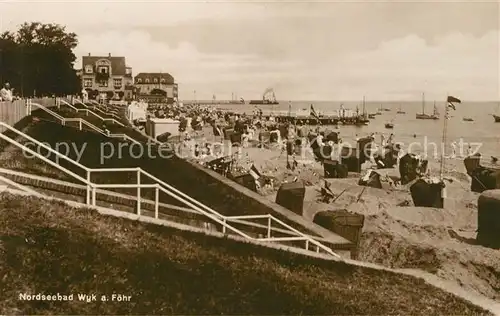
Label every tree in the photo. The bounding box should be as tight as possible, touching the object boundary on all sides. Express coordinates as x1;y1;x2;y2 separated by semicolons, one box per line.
0;22;80;97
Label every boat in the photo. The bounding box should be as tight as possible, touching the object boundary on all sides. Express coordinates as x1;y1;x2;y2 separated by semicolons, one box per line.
463;117;474;122
493;103;500;122
385;123;394;129
368;113;376;119
416;93;439;120
355;121;369;126
249;88;279;105
396;104;406;114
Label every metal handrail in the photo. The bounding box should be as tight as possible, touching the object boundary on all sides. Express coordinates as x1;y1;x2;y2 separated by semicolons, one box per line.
0;174;45;197
29;101;65;122
136;168;340;258
0;129;88;185
73;98;122;121
30;100;140;144
0;167;319;239
59;98;125;127
0;121;89;173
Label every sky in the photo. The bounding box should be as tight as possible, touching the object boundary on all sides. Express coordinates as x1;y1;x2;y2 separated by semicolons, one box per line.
1;0;499;101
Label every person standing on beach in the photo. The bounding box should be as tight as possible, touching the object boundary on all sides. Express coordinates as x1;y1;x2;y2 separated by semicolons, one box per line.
380;133;386;147
451;141;457;157
387;133;394;146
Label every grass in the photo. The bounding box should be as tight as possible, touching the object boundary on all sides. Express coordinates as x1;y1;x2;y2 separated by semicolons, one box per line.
0;192;491;315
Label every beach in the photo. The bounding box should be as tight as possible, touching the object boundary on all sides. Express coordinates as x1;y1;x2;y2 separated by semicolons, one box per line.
182;114;500;303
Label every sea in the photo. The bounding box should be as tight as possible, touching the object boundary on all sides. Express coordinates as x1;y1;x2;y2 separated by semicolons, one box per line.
198;100;500;160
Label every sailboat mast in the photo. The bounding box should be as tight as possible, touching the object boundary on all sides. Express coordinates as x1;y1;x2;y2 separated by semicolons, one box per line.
439;96;449;180
422;92;425;114
362;96;366;114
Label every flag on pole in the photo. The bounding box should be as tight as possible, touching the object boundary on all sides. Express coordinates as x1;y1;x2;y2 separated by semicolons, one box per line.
249;164;261;180
447;95;461;110
310;104;321;123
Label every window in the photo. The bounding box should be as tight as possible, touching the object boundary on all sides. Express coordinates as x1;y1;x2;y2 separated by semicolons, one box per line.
160;78;166;83
84;79;93;87
153;78;158;83
85;65;93;73
114;79;122;87
98;66;108;74
145;78;150;83
137;78;142;83
98;80;108;87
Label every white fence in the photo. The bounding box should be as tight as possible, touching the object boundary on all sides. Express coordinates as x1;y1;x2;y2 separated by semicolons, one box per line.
0;97;56;132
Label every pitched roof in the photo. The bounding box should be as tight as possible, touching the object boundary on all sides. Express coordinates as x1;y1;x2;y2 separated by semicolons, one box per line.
82;56;127;76
134;72;175;84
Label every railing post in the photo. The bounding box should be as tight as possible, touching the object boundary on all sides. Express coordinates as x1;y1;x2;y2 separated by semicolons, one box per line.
222;218;226;234
154;186;159;219
267;217;271;238
136;169;141;216
79;120;82;130
91;186;96;206
305;240;309;251
86;171;91;205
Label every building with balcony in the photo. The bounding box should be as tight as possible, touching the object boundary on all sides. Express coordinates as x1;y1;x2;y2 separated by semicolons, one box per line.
134;72;178;104
80;53;133;100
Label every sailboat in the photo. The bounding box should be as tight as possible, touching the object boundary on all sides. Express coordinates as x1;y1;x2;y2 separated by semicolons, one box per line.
375;104;383;115
416;93;439;120
358;96;370;124
396;104;406;114
492;103;500;122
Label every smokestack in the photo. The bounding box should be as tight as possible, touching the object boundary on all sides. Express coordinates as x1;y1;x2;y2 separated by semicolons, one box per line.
108;53;111;57
88;53;91;56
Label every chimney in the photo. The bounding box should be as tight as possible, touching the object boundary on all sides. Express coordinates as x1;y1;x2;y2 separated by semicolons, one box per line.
108;53;111;57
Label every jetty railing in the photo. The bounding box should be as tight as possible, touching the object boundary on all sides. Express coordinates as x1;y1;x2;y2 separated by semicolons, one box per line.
0;121;341;259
